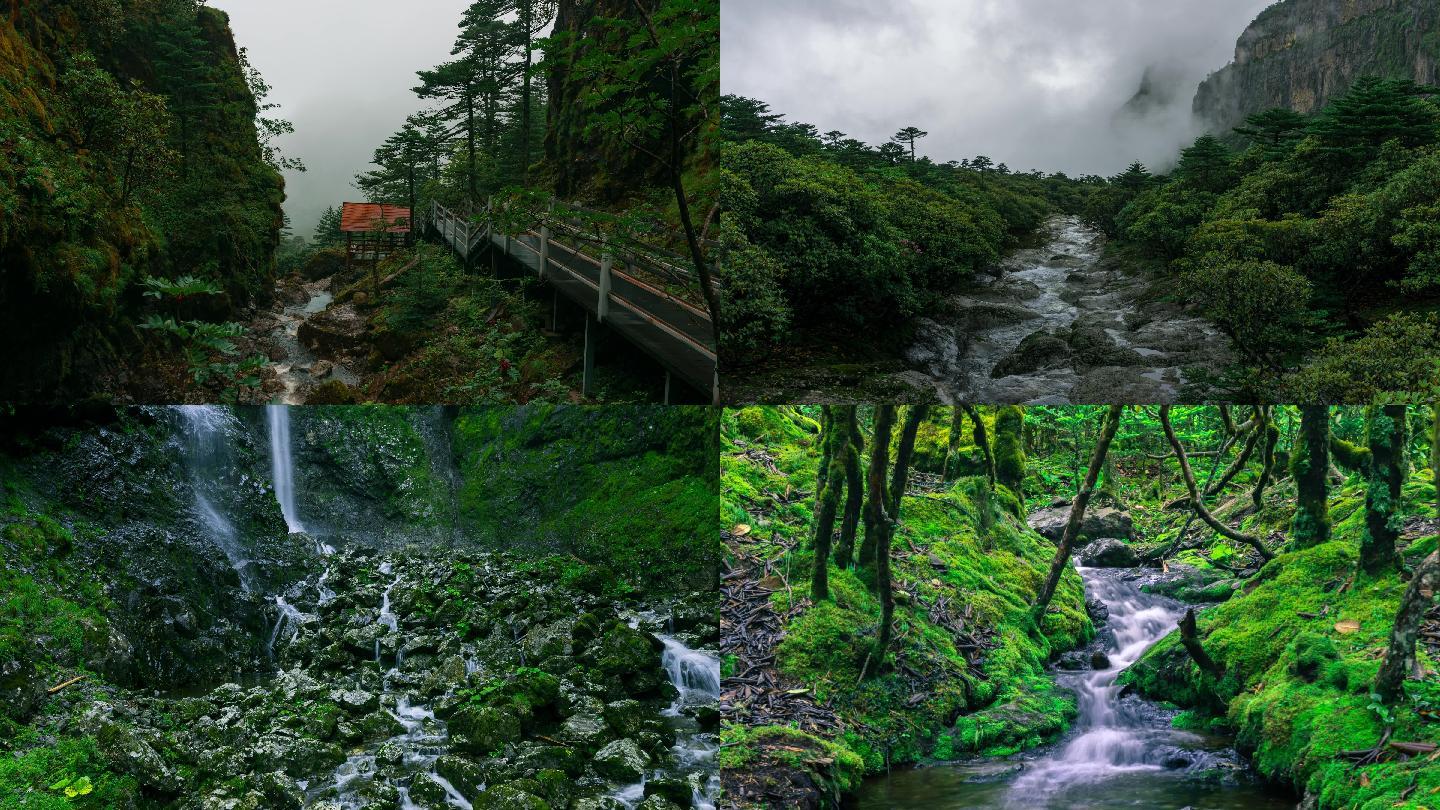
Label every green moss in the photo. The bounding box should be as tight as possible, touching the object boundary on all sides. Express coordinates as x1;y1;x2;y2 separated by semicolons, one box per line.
725;408;1090;778
718;723;866;797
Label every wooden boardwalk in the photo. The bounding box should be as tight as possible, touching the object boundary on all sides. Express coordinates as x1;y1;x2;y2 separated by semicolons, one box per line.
428;201;717;403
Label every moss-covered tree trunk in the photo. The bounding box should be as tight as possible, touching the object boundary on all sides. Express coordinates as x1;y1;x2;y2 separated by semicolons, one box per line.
1034;405;1123;617
887;406;929;523
836;407;864;569
862;403;899;679
962;404;994;485
1373;550;1439;703
857;406;896;572
1359;404;1407;577
811;408;850;601
814;406;834;504
1291;405;1332;548
1432;405;1439;520
994;405;1026;499
1251;411;1280;509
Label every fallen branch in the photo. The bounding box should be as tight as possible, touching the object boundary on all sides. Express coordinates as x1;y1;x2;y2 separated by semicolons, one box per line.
1178;609;1223;677
47;675;87;694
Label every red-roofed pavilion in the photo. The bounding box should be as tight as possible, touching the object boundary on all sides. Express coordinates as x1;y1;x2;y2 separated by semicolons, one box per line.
339;202;412;271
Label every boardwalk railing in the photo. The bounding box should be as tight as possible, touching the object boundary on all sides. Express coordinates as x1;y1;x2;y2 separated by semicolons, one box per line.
426;199;718;404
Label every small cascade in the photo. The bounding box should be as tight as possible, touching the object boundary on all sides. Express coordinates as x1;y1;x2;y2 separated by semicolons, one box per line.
614;619;721;810
175;406;253;591
266;405;307;534
269;596;307;653
312;560;473;810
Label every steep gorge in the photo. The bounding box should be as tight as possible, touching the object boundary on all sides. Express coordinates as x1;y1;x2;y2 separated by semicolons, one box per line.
1194;0;1440;135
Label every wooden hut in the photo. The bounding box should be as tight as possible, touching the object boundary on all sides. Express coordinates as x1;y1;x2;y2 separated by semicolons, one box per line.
340;202;412;271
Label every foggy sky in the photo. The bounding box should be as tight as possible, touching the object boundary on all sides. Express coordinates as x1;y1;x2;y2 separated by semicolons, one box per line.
721;0;1276;177
215;0;474;237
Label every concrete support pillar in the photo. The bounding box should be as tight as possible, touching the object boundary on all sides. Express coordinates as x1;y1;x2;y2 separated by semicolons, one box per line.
582;315;598;398
598;253;613;322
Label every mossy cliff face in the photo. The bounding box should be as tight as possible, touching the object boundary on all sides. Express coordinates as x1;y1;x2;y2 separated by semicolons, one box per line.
720;407;1091;806
1193;0;1440;134
0;0;283;403
450;404;719;594
1122;469;1440;809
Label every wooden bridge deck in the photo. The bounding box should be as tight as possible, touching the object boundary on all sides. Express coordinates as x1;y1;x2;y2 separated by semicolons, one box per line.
429;202;717;402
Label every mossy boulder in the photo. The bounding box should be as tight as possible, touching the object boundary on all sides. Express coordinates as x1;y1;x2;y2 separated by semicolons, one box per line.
592;738;649;782
451;705;524;755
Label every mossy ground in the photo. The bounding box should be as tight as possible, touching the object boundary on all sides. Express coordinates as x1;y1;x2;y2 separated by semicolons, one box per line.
1122;469;1440;809
721;407;1090;788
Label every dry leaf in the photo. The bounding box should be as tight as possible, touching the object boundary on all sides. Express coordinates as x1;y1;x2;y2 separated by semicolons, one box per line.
1359;772;1370;787
756;575;785;591
733;523;751;537
1335;619;1361;635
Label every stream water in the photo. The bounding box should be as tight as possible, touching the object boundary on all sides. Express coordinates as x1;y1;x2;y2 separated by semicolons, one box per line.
906;216;1231;404
857;568;1293;810
266;282;358;404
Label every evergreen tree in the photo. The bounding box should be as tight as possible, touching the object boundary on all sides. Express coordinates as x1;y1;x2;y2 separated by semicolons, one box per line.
1308;77;1440;167
313;205;342;247
1175;134;1235;192
1233;107;1309;159
892;126;928;161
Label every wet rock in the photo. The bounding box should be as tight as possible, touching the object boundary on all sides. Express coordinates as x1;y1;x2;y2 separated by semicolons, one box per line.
603;699;660;739
298;305;366;357
407;772;454;807
254;771;303;809
299;249;346;281
593;738;650;782
561;712;610;748
308;359;333;379
992;331;1072;378
638;796;685;810
1055;651;1091;671
474;784;549;809
436;754;487;798
1090;650;1112;670
645;776;694;807
85;706;181;792
689;705;720;731
451;705;523;755
337;688;379;713
1028;503;1136;543
511;742;584;777
1077;537;1139;568
1085;597;1109;624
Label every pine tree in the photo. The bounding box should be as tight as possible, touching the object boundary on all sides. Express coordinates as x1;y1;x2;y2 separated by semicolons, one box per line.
1308;77;1440;166
892;126;928;161
1233;107;1309;159
1175;134;1234;192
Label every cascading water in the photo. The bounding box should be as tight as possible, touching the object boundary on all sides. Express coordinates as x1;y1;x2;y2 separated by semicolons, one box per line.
856;567;1293;809
615;620;721;810
266;404;307;535
1006;568;1186;798
176;406;254;591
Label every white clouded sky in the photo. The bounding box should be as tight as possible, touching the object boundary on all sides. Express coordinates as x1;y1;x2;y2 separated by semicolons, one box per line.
214;0;473;235
721;0;1275;176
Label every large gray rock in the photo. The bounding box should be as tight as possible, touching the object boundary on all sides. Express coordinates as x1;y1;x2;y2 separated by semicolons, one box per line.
1027;503;1136;544
593;738;650;783
1077;537;1139;568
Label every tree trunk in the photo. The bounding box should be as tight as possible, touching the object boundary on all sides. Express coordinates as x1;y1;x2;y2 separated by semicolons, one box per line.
1291;405;1332;548
836;408;864;569
861;404;898;679
943;407;965;482
994;405;1026;500
965;404;994;485
887;406;929;522
465;87;477;202
1373;551;1440;703
1251;412;1280;509
858;406;897;572
1179;609;1223;677
1159;406;1273;562
1203;424;1260;498
814;406;834;508
1360;405;1407;576
519;0;534;182
1034;405;1124;616
811;412;850;602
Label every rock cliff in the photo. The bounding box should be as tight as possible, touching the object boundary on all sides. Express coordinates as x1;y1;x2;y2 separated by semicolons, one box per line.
1194;0;1440;134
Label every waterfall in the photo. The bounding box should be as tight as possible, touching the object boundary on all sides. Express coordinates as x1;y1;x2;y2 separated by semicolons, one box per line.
615;622;721;810
1006;567;1186;803
176;406;253;591
266;404;306;534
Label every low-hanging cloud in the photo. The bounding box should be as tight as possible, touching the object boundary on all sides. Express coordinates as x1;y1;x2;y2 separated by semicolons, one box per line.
721;0;1276;177
215;0;474;237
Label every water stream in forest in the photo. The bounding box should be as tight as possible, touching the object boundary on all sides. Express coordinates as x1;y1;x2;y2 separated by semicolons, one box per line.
857;567;1293;810
906;216;1231;404
266;283;358;404
616;615;722;810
